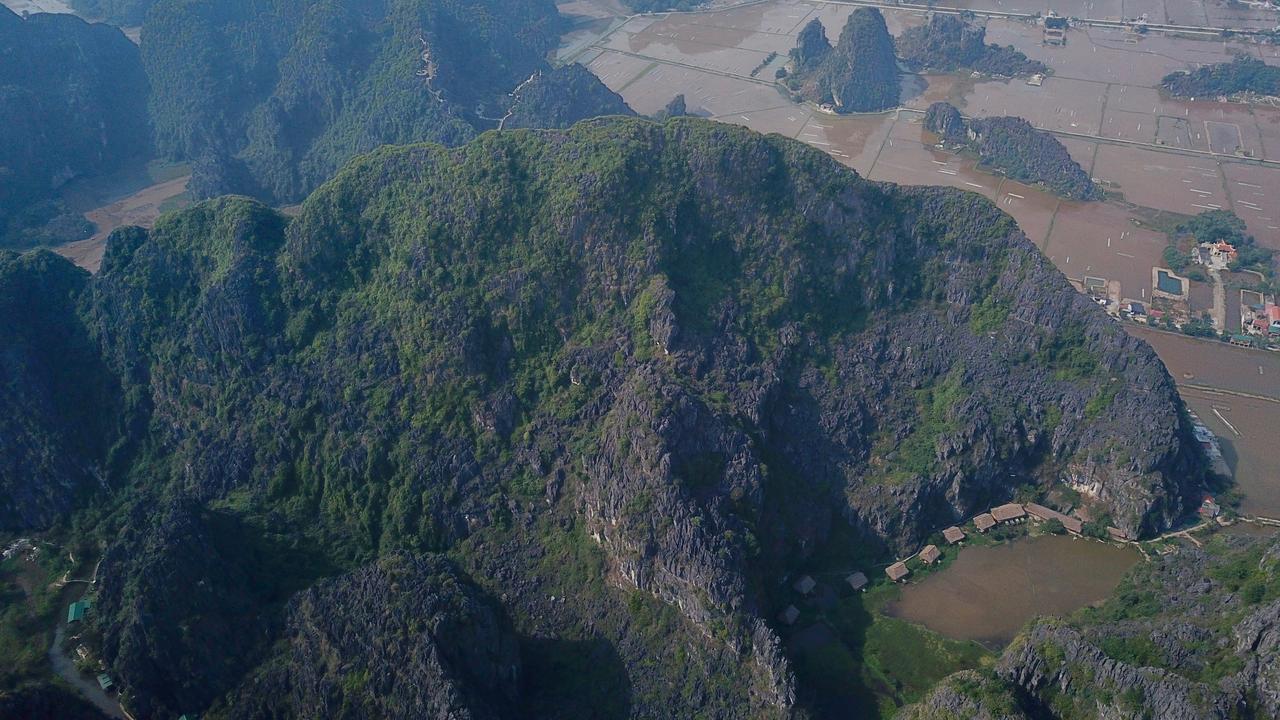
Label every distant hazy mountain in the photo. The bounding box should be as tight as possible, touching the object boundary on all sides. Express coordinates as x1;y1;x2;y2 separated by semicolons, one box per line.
0;8;149;248
141;0;633;205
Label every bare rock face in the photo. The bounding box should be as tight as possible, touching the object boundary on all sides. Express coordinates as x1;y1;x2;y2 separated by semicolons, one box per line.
899;670;1034;720
222;553;522;720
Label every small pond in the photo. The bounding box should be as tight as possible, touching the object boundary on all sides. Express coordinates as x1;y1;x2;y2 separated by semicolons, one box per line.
883;534;1140;648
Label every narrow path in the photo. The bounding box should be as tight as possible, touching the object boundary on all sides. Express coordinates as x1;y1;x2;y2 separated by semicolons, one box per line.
48;624;127;719
1210;268;1227;333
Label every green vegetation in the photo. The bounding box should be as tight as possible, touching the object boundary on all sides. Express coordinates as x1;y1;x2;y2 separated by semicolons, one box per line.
792;581;991;718
871;368;967;483
896;14;1047;77
968;294;1010;334
1173;209;1275;276
0;117;1195;717
1162;55;1280;98
1036;324;1099;381
0;8;150;248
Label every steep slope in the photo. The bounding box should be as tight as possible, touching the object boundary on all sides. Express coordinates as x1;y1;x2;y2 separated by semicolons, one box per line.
219;553;522;719
503;64;635;129
783;9;900;112
0;8;149;248
1;118;1204;716
142;0;627;204
925;102;1100;200
0;250;117;531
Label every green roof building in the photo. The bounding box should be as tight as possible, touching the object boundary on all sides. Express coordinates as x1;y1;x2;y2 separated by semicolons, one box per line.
96;673;113;691
67;599;92;623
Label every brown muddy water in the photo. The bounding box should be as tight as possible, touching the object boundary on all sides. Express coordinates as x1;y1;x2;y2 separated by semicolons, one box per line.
883;535;1139;648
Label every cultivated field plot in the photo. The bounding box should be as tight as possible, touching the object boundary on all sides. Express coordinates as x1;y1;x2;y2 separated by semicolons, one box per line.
731;105;819;142
1092;144;1230;213
1044;201;1167;300
1161;0;1211;25
1203;0;1280;30
799;113;896;173
1222;163;1280;250
1255;106;1280;162
1119;0;1167;23
1101;108;1157;143
1156;115;1200;150
957;76;1106;135
1058;136;1100;174
865;120;1004;202
984;22;1250;87
1206;120;1244;155
994;178;1060;245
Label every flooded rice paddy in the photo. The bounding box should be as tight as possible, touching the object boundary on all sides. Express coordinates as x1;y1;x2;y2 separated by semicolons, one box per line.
883;535;1140;648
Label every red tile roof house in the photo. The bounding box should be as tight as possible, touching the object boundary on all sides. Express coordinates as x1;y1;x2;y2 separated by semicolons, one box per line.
919;544;942;564
942;526;966;544
992;503;1027;524
886;562;910;582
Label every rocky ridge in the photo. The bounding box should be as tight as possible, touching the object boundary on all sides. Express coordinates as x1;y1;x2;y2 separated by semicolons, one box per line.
0;117;1206;716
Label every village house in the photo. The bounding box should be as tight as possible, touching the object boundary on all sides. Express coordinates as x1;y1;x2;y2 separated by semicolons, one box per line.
846;572;868;592
886;561;910;582
919;545;941;565
1025;503;1084;534
793;575;816;595
992;503;1027;524
974;513;997;533
942;526;966;545
1106;526;1130;542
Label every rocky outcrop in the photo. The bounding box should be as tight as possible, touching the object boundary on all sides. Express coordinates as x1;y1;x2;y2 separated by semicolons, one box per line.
924;102;1100;200
0;7;150;247
924;101;965;141
220;553;521;720
783;10;900;112
899;670;1034;720
896;14;1046;77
